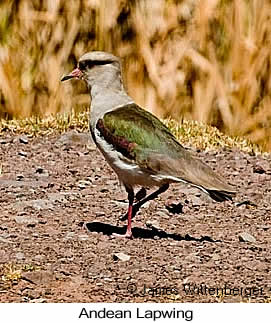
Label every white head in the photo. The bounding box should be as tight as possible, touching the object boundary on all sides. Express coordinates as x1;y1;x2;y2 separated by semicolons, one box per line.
61;51;124;94
61;51;133;125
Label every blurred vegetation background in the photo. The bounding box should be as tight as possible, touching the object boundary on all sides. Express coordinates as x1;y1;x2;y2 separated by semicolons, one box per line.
0;0;271;151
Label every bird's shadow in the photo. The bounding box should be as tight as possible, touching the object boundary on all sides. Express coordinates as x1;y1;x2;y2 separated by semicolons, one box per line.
85;221;221;242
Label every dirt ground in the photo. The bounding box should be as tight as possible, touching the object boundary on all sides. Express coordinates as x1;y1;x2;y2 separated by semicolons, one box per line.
0;130;270;303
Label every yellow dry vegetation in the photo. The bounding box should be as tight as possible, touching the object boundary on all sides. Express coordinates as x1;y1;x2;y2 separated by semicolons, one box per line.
0;111;262;154
0;0;271;151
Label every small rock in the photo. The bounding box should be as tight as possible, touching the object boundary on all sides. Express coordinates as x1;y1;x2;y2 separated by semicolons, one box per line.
0;179;48;188
0;236;13;244
17;211;27;216
18;151;27;157
36;167;45;174
239;232;256;243
30;199;53;210
146;220;161;230
113;200;127;207
16;252;25;260
253;164;265;174
15;215;38;226
77;180;91;189
34;255;45;262
113;252;131;262
78;234;89;241
47;193;68;203
212;254;220;261
190;196;204;206
87;144;96;152
16;174;24;181
15;199;54;211
65;232;76;240
56;131;93;146
29;298;46;303
19;136;28;144
22;271;54;284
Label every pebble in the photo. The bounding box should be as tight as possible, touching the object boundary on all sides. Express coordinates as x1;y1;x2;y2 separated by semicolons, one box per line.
78;234;89;241
15;199;54;211
19;136;29;144
65;232;76;240
56;131;93;146
15;252;25;260
22;270;54;284
0;236;13;244
113;252;131;262
190;196;204;206
36;167;45;174
18;151;27;157
113;200;127;207
212;254;220;261
34;255;45;262
77;180;91;189
253;164;265;174
146;220;161;230
47;193;68;203
239;232;256;243
29;298;46;303
15;215;38;226
16;174;24;181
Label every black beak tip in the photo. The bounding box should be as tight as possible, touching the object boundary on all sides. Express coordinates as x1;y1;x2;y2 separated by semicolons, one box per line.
61;75;72;82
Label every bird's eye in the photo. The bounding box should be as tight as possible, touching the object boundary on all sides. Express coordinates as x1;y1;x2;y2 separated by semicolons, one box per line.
79;60;96;70
79;60;112;71
78;61;88;70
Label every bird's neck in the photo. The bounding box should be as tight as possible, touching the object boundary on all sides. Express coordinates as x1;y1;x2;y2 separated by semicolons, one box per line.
89;76;133;129
89;66;124;98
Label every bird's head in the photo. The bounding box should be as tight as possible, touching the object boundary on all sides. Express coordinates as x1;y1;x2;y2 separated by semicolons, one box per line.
61;51;122;90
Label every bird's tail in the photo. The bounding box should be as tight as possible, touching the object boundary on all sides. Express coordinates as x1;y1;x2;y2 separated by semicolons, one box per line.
207;189;236;202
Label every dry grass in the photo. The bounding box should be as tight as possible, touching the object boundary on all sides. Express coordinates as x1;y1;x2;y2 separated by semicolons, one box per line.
0;110;262;154
0;0;271;151
0;263;40;291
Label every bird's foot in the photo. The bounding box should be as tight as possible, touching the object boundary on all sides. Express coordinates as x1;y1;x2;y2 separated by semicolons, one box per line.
110;231;133;239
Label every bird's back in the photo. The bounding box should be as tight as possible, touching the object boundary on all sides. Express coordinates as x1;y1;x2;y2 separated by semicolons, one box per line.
94;103;235;200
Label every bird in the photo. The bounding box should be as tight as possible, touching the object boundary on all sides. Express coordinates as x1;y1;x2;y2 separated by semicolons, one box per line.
61;51;235;239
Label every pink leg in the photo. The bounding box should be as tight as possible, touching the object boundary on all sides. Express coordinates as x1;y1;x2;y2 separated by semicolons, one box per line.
125;204;133;237
111;188;134;239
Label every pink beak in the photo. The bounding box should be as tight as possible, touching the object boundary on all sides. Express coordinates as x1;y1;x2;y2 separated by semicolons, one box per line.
61;67;83;81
